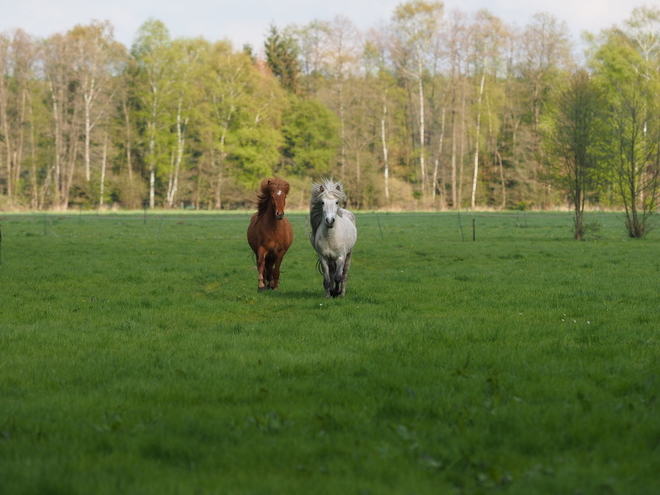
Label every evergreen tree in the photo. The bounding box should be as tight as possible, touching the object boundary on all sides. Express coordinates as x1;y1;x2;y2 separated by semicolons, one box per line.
264;24;300;93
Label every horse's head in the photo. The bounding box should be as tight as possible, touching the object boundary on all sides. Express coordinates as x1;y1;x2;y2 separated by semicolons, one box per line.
271;187;287;220
261;178;290;220
319;183;342;228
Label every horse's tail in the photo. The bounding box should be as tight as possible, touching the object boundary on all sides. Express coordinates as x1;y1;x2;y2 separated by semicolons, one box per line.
315;258;336;276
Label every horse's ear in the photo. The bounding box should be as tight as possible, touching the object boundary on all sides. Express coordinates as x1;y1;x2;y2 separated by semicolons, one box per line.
319;186;325;193
267;180;272;185
335;184;341;191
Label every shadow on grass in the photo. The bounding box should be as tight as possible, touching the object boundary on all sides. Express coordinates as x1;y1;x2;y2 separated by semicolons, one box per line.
254;288;323;300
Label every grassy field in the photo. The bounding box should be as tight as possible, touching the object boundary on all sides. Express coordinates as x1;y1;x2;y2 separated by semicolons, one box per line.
1;210;659;494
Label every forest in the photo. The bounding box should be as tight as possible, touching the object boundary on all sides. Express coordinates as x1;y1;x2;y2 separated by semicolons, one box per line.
0;2;659;225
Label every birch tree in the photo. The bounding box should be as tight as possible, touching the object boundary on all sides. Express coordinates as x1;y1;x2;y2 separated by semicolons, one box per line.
624;6;660;69
440;9;468;207
165;38;204;208
0;30;39;205
131;20;176;208
69;21;124;187
391;0;444;198
364;30;408;204
469;10;505;209
204;41;242;208
43;32;84;209
295;20;331;96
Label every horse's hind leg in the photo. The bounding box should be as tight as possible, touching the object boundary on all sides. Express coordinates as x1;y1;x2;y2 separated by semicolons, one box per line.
331;257;347;298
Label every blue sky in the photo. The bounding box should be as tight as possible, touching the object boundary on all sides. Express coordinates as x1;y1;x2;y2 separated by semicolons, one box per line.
0;0;636;53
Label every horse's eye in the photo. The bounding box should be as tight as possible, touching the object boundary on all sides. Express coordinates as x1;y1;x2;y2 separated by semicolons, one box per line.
336;201;339;205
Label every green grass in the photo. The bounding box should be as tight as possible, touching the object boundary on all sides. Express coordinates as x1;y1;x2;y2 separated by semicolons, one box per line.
1;211;659;494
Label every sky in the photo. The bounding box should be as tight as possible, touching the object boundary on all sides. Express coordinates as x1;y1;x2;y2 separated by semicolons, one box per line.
0;0;638;54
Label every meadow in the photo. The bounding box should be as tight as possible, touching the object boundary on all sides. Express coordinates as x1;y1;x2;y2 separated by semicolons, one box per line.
0;210;659;494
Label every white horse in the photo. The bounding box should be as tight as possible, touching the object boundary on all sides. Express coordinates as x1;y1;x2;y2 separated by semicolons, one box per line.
309;179;357;298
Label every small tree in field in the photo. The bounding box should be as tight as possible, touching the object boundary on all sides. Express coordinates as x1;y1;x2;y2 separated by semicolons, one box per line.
545;69;603;240
592;28;660;238
609;73;660;238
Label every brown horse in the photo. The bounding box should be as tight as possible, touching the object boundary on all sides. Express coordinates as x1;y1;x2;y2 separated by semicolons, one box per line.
247;177;294;290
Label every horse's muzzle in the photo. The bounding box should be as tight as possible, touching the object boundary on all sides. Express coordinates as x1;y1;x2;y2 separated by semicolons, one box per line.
325;218;335;228
276;212;285;220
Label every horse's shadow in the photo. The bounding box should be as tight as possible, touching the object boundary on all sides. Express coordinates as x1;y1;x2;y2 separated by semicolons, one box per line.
292;289;361;302
259;289;321;300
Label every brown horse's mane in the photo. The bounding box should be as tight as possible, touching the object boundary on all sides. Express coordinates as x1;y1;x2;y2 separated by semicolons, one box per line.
256;177;290;217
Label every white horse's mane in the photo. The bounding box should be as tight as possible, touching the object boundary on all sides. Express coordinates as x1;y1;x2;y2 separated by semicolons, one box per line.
309;179;347;241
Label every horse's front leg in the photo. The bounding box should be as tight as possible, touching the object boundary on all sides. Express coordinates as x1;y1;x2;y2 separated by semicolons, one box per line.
331;256;346;298
256;247;269;291
319;257;333;298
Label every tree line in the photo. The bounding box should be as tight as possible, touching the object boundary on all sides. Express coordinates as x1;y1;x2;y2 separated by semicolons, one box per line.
0;2;659;235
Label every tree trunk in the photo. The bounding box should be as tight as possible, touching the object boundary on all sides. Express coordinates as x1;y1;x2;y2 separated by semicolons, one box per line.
148;113;156;209
381;99;390;201
417;60;426;196
29;97;38;209
338;81;346;181
49;80;62;208
471;70;486;209
166;102;187;208
432;107;446;204
84;89;92;182
122;92;133;184
0;77;12;200
458;82;467;208
100;131;107;206
497;151;506;208
451;106;457;208
12;87;27;195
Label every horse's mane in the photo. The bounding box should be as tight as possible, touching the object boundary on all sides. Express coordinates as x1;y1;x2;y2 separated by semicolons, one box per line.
309;179;347;240
256;177;290;217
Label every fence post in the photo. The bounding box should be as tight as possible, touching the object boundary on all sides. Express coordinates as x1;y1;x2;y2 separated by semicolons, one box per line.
376;213;384;240
157;216;164;238
457;211;465;241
